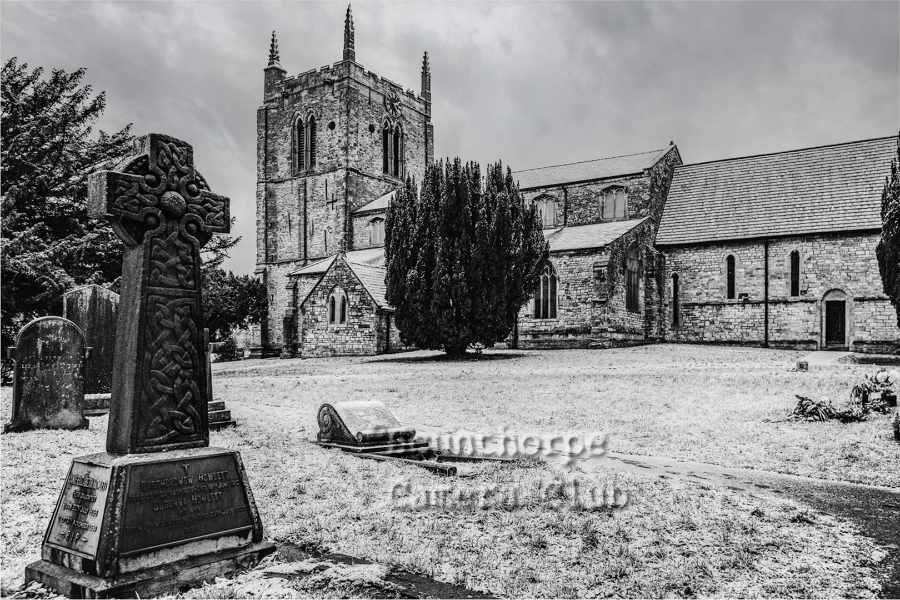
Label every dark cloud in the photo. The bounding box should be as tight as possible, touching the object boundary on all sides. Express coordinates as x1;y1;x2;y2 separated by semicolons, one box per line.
3;1;896;274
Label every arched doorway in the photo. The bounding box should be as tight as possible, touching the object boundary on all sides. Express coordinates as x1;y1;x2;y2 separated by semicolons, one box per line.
821;289;849;349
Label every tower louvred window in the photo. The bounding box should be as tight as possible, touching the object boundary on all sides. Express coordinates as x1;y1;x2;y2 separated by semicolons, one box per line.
393;127;401;177
306;116;317;169
382;125;390;173
295;118;304;172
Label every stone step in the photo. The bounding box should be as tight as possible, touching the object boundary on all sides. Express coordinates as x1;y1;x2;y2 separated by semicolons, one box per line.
209;409;232;423
210;419;236;431
208;400;226;412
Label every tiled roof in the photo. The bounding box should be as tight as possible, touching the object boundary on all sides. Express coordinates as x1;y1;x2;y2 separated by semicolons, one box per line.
656;136;896;245
513;147;672;190
544;218;647;252
353;190;396;214
347;261;389;308
288;247;385;277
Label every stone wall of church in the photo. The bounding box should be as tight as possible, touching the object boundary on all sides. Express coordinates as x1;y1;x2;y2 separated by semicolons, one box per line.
519;146;681;229
516;220;662;348
300;259;381;356
259;262;304;350
661;231;899;352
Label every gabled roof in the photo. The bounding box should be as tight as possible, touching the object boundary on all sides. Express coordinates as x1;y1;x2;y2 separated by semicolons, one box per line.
353;190;396;215
289;247;385;277
514;146;673;190
296;253;390;311
347;261;388;308
656;136;896;245
544;218;647;253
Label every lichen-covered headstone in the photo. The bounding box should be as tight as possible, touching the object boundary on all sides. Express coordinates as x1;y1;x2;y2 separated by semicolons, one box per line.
3;317;89;433
63;284;119;395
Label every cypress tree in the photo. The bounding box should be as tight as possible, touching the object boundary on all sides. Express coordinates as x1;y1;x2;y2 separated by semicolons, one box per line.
876;132;900;327
385;158;547;356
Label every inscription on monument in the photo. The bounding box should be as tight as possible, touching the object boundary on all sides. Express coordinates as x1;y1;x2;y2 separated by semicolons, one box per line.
46;463;111;557
119;454;253;555
337;400;404;435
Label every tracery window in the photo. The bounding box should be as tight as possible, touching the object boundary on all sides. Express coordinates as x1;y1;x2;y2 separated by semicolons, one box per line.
533;263;558;319
382;123;404;178
295;115;317;172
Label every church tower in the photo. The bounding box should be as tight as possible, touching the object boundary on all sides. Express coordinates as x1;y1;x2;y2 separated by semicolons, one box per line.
256;6;433;350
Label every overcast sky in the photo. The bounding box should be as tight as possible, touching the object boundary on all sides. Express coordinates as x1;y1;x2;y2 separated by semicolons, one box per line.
3;1;897;274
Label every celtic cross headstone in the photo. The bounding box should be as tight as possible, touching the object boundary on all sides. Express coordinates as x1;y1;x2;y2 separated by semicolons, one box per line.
26;134;274;597
91;134;229;453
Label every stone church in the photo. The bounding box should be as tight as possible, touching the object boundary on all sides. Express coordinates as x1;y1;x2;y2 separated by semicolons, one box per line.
255;7;431;357
255;7;899;356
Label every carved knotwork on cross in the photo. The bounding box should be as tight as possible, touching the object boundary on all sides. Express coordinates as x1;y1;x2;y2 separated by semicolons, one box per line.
89;133;230;454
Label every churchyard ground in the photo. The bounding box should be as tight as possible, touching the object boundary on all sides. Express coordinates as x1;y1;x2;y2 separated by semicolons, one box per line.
2;344;897;597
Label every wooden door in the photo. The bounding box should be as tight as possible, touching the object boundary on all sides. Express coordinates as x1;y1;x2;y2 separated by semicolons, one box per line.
825;300;846;347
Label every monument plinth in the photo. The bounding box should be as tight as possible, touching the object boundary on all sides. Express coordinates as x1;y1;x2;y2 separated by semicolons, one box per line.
26;134;274;598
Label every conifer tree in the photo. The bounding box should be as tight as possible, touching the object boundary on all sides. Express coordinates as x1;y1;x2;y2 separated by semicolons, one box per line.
1;58;241;363
876;132;900;327
1;58;134;351
386;159;547;356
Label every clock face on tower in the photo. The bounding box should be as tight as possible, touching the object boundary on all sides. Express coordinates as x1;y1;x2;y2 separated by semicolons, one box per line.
384;91;402;120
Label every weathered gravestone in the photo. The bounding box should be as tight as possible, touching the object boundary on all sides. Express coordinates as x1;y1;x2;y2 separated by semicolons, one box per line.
26;134;274;597
3;317;89;433
63;284;120;414
317;400;426;455
205;329;236;430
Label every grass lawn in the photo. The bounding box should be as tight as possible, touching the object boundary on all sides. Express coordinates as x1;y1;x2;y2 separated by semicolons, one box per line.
217;344;900;488
1;344;896;597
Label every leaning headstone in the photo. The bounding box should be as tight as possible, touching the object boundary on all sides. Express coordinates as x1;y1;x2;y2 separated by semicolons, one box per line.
317;400;427;456
3;317;89;433
25;134;274;597
63;284;119;414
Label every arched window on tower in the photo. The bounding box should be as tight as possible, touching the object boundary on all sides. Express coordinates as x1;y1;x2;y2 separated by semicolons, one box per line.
626;245;641;312
382;124;391;174
725;255;736;299
369;217;385;246
533;263;558;319
392;126;402;178
294;117;305;173
672;273;681;327
789;250;800;297
304;115;317;170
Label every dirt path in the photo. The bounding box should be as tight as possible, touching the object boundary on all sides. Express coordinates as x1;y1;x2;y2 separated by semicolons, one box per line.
595;452;900;597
